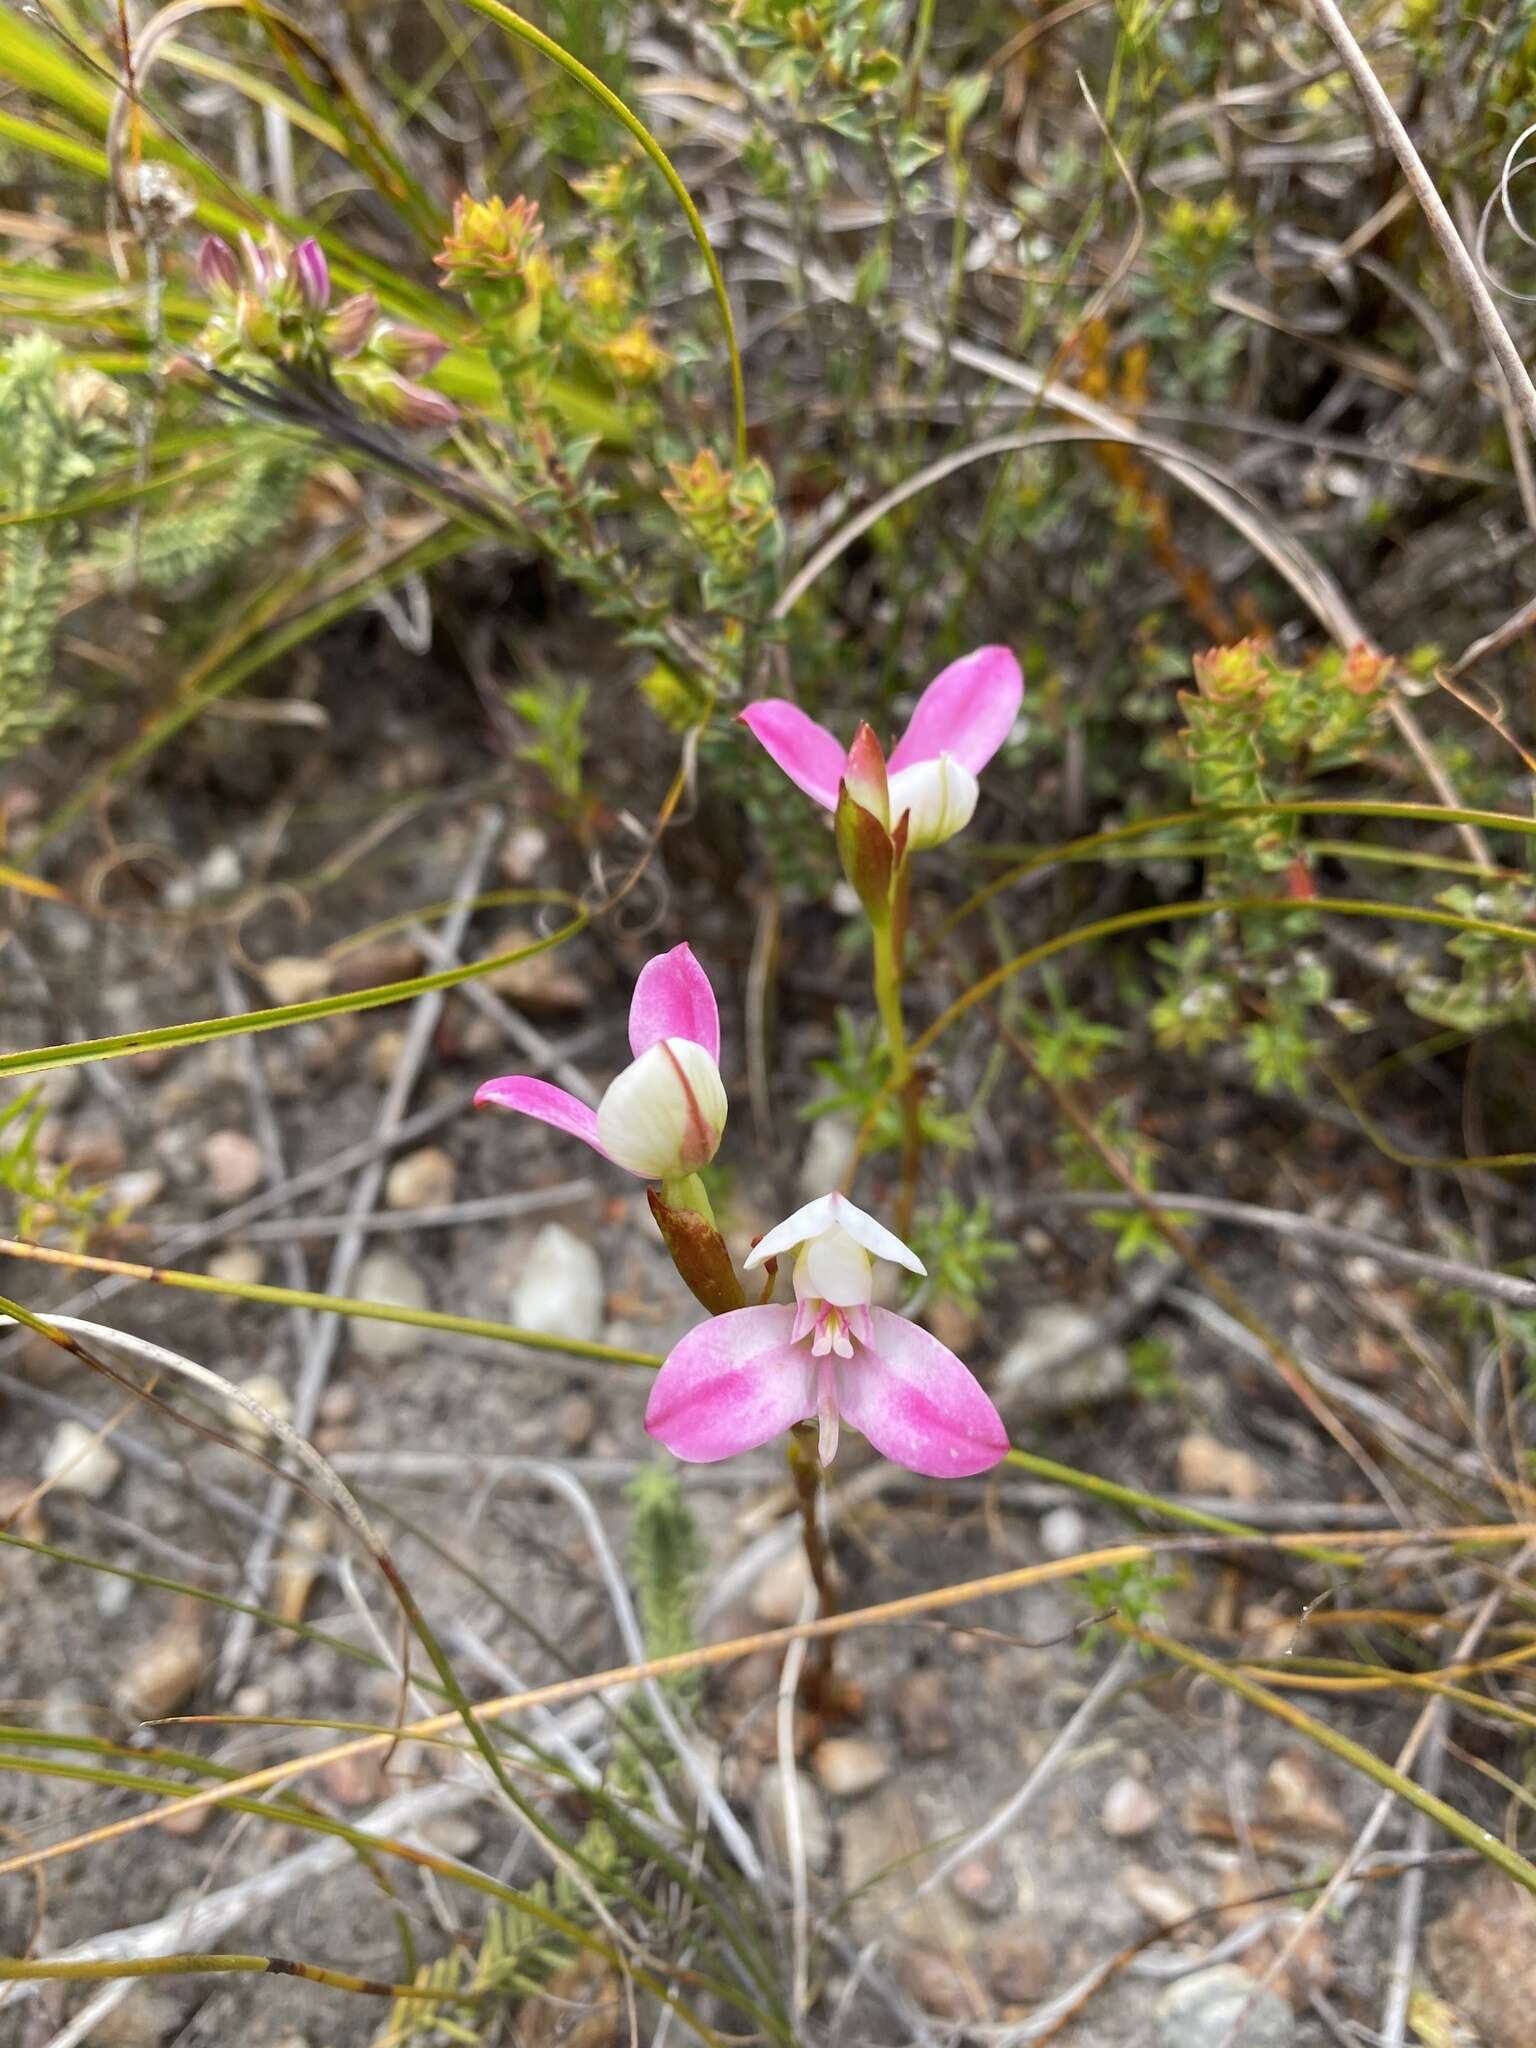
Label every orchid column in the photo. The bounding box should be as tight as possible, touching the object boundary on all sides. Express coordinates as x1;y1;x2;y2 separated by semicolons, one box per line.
741;646;1023;1222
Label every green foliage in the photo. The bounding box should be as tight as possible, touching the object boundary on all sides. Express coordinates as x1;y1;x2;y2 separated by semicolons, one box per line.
1052;1099;1180;1261
1078;1557;1182;1651
805;1007;973;1157
1019;970;1124;1084
1405;882;1536;1033
370;1859;621;2046
719;0;906;122
1174;638;1391;877
1126;1334;1179;1400
1139;195;1247;393
908;1189;1015;1309
0;1086;118;1247
95;441;310;591
506;672;592;816
0;333;124;758
371;1475;702;2045
626;1464;705;1697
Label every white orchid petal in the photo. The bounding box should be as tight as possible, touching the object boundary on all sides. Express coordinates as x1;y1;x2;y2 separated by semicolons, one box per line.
887;753;980;852
595;1038;727;1180
797;1227;875;1309
743;1192;841;1268
745;1189;925;1276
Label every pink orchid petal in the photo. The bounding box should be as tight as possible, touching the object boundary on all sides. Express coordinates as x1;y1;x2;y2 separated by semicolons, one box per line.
738;702;847;810
835;1309;1009;1477
628;942;721;1062
474;1077;610;1161
645;1306;816;1461
887;645;1023;778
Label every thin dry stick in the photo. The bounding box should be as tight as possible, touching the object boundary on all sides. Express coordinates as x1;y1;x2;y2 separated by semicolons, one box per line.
1306;0;1536;447
9;1523;1535;1886
1025;1188;1536;1310
1213;1546;1532;2048
218;808;503;1691
829;1641;1138;2031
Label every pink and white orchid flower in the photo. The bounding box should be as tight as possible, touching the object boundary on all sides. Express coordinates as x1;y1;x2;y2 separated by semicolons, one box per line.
739;645;1023;852
644;1192;1008;1476
476;943;726;1182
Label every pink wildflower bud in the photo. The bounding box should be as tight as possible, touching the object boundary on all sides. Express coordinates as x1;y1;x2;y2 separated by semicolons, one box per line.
327;292;378;357
596;1038;727;1179
373;323;450;377
379;376;460;430
835;778;894;918
886;753;980;852
842;721;889;827
740;646;1023;852
475;944;726;1185
196;234;240;295
291;238;330;313
239;230;276;292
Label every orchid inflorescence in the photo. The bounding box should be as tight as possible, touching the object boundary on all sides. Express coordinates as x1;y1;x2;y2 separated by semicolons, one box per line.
478;647;1021;1479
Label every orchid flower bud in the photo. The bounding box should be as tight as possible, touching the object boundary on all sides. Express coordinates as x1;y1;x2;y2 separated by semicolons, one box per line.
886;752;979;852
291;238;330;314
843;722;889;828
327;291;378;357
376;375;460;430
196;234;240;295
239;231;276;292
373;323;451;377
595;1038;727;1180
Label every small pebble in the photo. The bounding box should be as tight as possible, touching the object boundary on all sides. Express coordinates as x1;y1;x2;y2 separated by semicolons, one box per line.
384;1145;456;1211
1101;1773;1163;1839
260;954;333;1005
893;1667;955;1758
753;1763;831;1872
206;1245;265;1287
1261;1750;1347;1838
351;1252;432;1363
1120;1863;1197;1930
985;1926;1054;2004
1038;1505;1088;1559
896;1949;976;2020
949;1853;1012;1917
201;1129;266;1202
1176;1431;1268;1502
118;1623;204;1720
751;1548;812;1626
108;1168;164;1214
419;1812;483;1861
559;1392;598;1449
1153;1964;1293;2047
510;1223;604;1344
996;1304;1129;1416
811;1736;890;1799
42;1421;122;1500
367;1027;408;1084
319;1383;359;1426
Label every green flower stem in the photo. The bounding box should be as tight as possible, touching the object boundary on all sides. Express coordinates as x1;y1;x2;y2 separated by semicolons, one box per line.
661;1172;715;1226
0;1237;661;1368
871;910;912;1089
870;903;923;1237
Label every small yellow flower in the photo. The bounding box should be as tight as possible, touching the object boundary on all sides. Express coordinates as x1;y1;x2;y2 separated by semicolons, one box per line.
600;320;669;383
435;194;545;284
